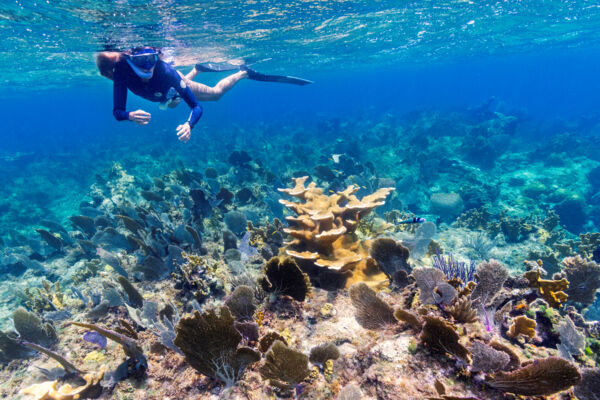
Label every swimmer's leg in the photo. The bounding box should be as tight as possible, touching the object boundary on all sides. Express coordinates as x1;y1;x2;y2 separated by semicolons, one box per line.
179;71;248;101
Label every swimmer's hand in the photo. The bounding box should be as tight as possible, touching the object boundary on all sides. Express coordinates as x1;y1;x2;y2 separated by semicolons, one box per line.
129;109;151;125
176;122;191;142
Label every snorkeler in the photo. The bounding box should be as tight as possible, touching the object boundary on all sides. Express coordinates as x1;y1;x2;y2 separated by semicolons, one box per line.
96;46;312;142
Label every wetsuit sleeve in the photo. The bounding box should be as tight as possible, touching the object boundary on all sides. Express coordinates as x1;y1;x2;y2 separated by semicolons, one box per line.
169;70;203;128
112;67;130;121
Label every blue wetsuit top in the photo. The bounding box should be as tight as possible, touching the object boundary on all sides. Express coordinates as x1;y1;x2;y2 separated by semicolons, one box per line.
112;59;203;128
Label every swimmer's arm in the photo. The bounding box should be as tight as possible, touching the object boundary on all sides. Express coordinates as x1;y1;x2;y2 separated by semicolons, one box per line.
170;69;203;128
112;71;130;121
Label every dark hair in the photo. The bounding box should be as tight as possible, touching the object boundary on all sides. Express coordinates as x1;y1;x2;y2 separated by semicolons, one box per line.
96;52;122;81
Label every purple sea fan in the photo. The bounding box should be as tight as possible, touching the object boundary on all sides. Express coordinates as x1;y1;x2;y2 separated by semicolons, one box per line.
83;330;107;349
432;249;476;285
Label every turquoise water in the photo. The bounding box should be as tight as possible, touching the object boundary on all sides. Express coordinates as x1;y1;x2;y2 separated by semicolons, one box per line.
2;1;600;399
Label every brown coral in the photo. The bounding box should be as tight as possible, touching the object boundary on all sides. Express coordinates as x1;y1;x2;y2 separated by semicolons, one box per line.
506;315;537;339
447;296;478;323
259;340;310;390
259;257;311;301
393;308;423;330
278;176;394;288
258;331;288;353
420;316;470;362
486;356;581;396
524;268;569;308
173;306;260;387
349;282;396;330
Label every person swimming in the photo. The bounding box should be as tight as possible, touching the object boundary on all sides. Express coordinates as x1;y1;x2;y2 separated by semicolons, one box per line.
96;46;312;142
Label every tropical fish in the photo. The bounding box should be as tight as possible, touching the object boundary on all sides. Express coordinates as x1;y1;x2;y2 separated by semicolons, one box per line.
35;229;63;250
96;247;129;278
398;217;426;224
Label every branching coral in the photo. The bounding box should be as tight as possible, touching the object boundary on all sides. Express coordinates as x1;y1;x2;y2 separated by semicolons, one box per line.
173;306;260;387
278;176;394;288
524;268;569;308
349;282;396;330
486;356;581;396
506;315;537;339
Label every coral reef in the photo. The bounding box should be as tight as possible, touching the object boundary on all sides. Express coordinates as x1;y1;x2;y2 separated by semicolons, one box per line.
278;176;394;288
2;106;600;399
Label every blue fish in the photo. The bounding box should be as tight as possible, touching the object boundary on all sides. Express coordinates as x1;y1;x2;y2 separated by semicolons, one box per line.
398;217;426;224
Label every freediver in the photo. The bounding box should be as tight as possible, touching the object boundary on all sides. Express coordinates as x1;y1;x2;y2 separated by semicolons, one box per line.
96;46;312;142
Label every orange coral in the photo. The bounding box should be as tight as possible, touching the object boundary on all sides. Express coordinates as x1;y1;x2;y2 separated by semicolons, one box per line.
278;177;394;288
19;365;105;400
523;268;569;308
506;315;536;339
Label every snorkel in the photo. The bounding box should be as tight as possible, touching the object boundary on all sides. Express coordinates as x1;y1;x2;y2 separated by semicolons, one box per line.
125;47;160;79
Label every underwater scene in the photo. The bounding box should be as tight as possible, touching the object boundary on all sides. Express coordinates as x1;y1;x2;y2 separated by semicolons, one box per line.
2;1;600;399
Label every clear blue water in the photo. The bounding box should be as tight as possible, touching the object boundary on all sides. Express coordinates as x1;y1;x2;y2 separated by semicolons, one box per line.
0;1;599;231
1;1;600;234
1;3;600;396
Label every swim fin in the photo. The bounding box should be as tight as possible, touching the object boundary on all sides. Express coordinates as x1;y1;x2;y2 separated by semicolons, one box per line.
194;62;313;85
240;65;313;86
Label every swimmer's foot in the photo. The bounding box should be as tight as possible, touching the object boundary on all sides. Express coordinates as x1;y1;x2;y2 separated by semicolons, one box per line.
239;64;268;81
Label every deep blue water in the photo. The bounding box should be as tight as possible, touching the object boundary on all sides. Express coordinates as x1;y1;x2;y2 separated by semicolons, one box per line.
4;47;600;157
